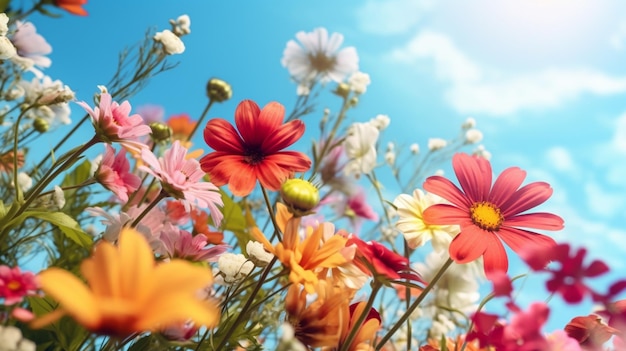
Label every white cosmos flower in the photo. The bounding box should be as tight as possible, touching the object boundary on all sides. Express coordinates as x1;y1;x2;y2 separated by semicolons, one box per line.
281;27;358;84
343;122;379;177
154;29;185;55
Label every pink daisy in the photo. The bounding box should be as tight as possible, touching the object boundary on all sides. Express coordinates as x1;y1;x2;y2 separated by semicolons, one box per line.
423;153;564;274
0;266;38;305
140;140;223;226
160;228;228;262
77;93;151;152
94;144;140;202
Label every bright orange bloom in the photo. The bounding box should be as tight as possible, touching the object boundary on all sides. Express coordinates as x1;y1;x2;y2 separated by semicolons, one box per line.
200;100;311;196
33;228;219;337
54;0;88;16
191;208;224;245
423;153;563;274
252;212;350;294
285;280;350;348
420;336;486;351
334;302;381;351
167;113;196;139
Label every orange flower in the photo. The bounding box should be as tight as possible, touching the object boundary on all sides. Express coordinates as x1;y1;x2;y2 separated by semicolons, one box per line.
200;100;311;196
167;113;196;139
54;0;88;16
32;228;219;337
191;208;224;245
252;213;350;293
286;280;350;348
420;336;486;351
334;302;381;351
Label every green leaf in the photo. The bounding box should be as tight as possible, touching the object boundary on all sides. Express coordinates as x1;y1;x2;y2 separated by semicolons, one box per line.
27;211;93;248
220;190;251;248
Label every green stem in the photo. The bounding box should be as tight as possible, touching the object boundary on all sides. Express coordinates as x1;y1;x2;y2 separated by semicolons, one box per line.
376;257;454;350
186;99;214;142
261;186;282;242
308;96;351;178
130;190;167;228
339;281;383;351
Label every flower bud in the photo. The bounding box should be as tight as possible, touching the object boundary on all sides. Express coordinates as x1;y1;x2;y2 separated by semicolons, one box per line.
206;78;232;103
280;178;319;216
33;118;49;133
334;82;350;99
149;122;172;142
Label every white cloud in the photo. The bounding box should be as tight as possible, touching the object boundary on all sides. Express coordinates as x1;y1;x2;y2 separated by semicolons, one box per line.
389;30;626;116
544;147;576;173
584;181;624;218
355;0;433;35
609;20;626;50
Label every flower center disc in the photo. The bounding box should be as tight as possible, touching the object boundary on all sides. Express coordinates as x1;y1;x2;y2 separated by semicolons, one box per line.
470;201;504;231
308;52;336;72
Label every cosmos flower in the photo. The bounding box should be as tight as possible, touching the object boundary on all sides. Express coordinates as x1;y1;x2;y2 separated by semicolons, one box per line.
140;140;223;226
423;153;563;274
281;27;358;84
93;144;140;203
33;228;219;337
200;100;311;196
159;227;227;262
0;266;38;305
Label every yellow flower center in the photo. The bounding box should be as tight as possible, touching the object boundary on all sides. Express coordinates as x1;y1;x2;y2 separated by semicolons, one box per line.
470;201;504;231
7;280;21;291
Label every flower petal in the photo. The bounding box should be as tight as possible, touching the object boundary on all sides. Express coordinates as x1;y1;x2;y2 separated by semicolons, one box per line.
228;163;257;196
235;100;263;146
423;204;472;226
423;176;472;209
489;166;526;205
497;226;557;257
504;212;564;231
448;226;490;263
204;119;245;154
262;119;305;153
482;234;509;274
501;181;553;217
452;153;492;202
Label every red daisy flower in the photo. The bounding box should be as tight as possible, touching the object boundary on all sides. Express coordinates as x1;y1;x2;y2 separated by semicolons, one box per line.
423;153;564;274
200;100;311;196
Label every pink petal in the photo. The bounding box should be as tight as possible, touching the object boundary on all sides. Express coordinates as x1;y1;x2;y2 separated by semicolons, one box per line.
497;226;557;257
500;182;553;217
423;175;472;209
423;204;472;226
489;166;526;205
452;153;492;202
504;212;564;231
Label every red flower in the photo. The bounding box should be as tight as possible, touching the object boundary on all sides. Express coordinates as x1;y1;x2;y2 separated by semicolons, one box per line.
423;153;563;274
0;266;38;305
54;0;88;16
521;243;610;304
347;236;420;281
200;100;311;196
564;315;618;348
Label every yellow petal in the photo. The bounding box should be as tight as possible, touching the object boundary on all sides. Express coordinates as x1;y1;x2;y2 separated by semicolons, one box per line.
81;240;120;297
148;260;213;295
118;228;155;301
38;268;100;328
137;295;220;330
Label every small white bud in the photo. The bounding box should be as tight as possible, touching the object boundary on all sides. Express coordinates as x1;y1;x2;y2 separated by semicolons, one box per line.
154;30;185;55
465;129;483;144
428;138;447;151
410;143;420;154
462;117;476;129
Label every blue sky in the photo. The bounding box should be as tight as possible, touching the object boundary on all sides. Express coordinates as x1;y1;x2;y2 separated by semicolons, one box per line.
30;0;626;338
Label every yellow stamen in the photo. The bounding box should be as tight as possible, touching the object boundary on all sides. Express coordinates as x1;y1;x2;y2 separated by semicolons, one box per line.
7;280;20;291
470;201;504;231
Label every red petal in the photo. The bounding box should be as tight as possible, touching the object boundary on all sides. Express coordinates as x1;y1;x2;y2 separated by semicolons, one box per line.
500;181;553;217
256;159;290;191
452;153;492;202
489;166;526;205
204;119;245;153
234;100;263;146
262;119;305;153
200;153;243;186
448;226;490;263
227;163;257;196
266;152;312;172
423;204;472;226
482;234;509;274
504;212;564;231
497;226;556;256
423;175;472;209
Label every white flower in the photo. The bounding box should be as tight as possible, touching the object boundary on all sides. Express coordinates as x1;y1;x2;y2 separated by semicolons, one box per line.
11;21;53;69
0;13;9;36
5;85;24;100
462;117;476;129
170;14;191;36
0;36;16;59
296;81;311;96
0;325;35;351
218;253;254;284
465;128;483;144
343;122;379;177
348;71;370;94
17;172;32;191
384;150;395;166
20;76;74;105
427;138;447;151
410;143;420;154
369;114;390;130
393;189;459;251
246;241;274;267
281;27;358;84
154;29;185;55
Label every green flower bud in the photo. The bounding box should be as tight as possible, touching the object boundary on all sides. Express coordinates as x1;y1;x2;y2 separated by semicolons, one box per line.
280;178;320;217
33;118;49;133
206;78;232;103
149;122;172;143
334;82;350;99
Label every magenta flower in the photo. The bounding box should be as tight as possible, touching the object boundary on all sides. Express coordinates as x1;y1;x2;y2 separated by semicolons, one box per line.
0;266;38;305
140;140;223;226
77;93;151;152
160;228;228;262
94;144;140;202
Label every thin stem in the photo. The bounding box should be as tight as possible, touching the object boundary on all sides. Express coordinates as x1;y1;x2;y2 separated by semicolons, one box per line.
308;96;351;178
339;281;383;351
261;186;282;242
376;257;454;350
187;99;214;142
130;190;166;228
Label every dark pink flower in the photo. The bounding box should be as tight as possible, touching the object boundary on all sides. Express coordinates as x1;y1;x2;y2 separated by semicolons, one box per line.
159;228;228;262
94;144;140;202
347;236;420;281
0;266;38;305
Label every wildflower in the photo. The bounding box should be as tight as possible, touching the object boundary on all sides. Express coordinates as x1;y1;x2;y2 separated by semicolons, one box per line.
217;253;254;284
16;172;32;192
140;140;224;226
10;21;52;70
190;209;224;244
33;228;219;337
0;325;35;351
347;236;419;281
348;71;371;94
93;144;140;203
246;241;274;267
465;129;483;144
423;153;563;274
393;189;460;251
410;143;420;154
0;266;38;305
462;117;476;129
53;0;88;16
564;314;618;349
0;13;8;35
369;114;390;131
521;243;609;303
281;27;358;84
154;29;185;55
170;14;191;36
337;302;381;351
340;188;379;233
167;113;196;141
428;138;447;151
200;100;311;196
160;228;227;262
77;92;151;151
0;36;15;59
343;122;379;177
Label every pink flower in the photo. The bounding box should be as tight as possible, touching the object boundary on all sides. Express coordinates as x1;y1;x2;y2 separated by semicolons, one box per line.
342;188;379;232
160;228;228;262
423;153;563;274
0;266;38;305
140;140;223;226
94;144;140;202
77;93;151;152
